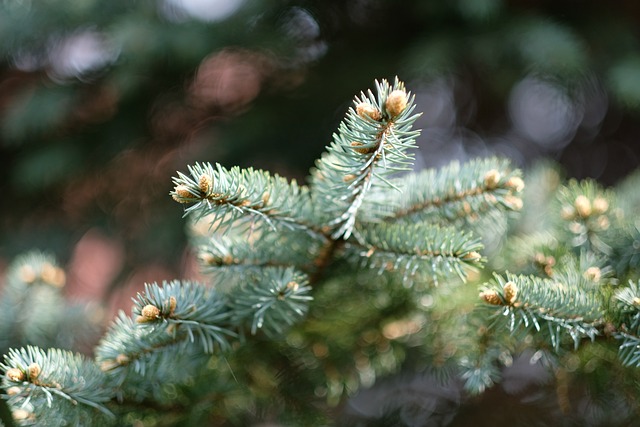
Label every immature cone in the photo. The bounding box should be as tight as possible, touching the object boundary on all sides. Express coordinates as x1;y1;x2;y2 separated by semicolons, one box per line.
503;281;518;304
583;266;601;282
6;368;25;382
27;363;41;380
483;169;501;190
592;197;609;214
385;90;408;117
199;174;213;194
172;184;193;203
574;195;592;217
480;290;502;305
506;176;525;192
356;102;382;121
138;304;161;322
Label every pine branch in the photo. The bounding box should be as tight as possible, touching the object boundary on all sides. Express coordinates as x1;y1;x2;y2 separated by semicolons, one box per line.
343;222;484;284
196;229;327;289
309;77;421;239
228;267;312;337
1;346;114;425
96;281;235;380
555;179;615;254
480;273;604;350
366;157;524;226
171;162;318;235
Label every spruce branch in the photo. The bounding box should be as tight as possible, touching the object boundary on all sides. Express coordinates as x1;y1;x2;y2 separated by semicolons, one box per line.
556;179;615;254
309;78;421;239
1;346;114;425
343;222;484;284
368;157;524;226
228;267;312;336
171;162;317;235
480;273;604;350
196;229;327;288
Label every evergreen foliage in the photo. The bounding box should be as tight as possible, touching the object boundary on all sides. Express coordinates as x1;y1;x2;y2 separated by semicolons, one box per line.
1;78;640;426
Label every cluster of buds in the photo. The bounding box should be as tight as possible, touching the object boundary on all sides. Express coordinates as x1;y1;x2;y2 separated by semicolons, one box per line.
482;169;525;211
561;194;611;233
6;363;42;383
136;296;177;324
480;281;518;306
355;88;409;123
172;173;216;204
18;262;66;288
534;252;556;276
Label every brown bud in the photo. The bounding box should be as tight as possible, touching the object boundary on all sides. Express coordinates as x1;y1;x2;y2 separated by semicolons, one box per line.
503;281;518;304
27;363;41;380
168;296;177;314
574;195;592;217
350;141;376;154
463;251;482;262
6;386;21;396
343;174;357;183
504;195;523;211
483;169;501;190
199;174;212;194
18;265;37;284
480;290;502;305
261;191;270;206
592;197;609;214
583;267;601;283
116;354;130;365
286;281;299;292
138;304;161;322
6;368;25;382
505;176;525;192
41;263;65;288
172;184;193;203
385;89;408;117
560;205;576;220
356;102;381;121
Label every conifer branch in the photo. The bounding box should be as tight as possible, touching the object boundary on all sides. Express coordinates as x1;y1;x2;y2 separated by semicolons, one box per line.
480;273;604;350
367;157;524;226
310;78;421;239
343;222;483;283
228;267;312;336
171;162;319;235
1;347;114;424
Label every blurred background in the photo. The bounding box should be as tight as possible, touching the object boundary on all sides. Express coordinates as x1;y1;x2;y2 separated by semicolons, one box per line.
1;0;639;316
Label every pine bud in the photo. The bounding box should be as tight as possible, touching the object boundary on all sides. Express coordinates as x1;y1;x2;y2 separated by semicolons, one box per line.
592;197;608;214
504;195;523;211
6;368;25;382
356;102;381;121
27;363;41;380
480;290;502;305
596;215;610;230
503;281;518;304
138;304;161;322
199;174;212;194
583;266;601;282
261;191;270;206
168;296;177;315
505;176;525;192
462;251;482;262
41;263;65;288
351;141;376;154
483;169;501;190
286;281;299;292
560;205;576;220
6;386;21;396
343;174;357;183
172;184;193;203
114;354;129;365
385;90;408;117
633;297;640;306
574;195;592;217
18;265;37;284
12;409;32;421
